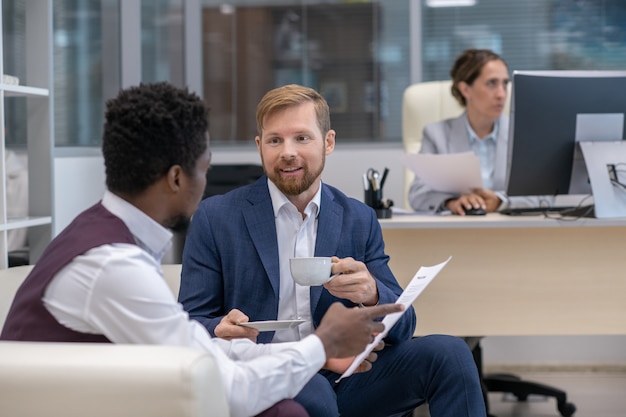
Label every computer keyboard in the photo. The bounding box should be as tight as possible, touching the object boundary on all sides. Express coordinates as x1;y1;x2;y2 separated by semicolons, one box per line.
500;205;595;217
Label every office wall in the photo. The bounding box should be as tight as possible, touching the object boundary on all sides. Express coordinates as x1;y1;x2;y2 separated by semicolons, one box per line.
53;154;106;235
209;143;407;208
53;150;626;367
484;336;626;368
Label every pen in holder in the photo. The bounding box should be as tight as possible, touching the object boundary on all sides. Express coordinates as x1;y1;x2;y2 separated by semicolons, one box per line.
363;167;393;219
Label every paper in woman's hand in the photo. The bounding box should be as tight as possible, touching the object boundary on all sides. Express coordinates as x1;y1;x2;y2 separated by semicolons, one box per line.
335;256;452;382
402;152;482;193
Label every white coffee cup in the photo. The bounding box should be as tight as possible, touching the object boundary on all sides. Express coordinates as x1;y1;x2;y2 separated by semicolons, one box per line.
289;257;334;286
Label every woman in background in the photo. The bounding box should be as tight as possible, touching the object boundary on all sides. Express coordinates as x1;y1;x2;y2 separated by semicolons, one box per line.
408;48;541;215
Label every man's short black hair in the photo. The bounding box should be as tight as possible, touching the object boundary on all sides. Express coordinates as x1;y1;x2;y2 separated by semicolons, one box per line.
102;82;209;196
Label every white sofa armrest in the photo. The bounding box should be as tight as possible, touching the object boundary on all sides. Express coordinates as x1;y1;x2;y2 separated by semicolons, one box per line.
0;341;229;417
0;265;229;417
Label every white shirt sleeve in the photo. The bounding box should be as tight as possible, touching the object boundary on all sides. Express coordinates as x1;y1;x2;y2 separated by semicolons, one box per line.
43;244;326;417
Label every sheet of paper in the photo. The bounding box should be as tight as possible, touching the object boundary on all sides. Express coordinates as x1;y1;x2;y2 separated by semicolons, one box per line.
402;152;482;193
336;256;452;382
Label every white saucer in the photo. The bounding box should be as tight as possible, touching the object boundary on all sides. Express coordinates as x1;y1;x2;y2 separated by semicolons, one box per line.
237;319;306;332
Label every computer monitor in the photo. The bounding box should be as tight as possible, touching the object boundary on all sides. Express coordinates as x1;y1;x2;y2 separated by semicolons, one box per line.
506;70;626;197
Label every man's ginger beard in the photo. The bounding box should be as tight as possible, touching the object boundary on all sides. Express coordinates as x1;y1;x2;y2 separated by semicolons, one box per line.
261;152;325;196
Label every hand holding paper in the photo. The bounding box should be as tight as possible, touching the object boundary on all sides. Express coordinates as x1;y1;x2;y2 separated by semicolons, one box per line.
336;256;452;382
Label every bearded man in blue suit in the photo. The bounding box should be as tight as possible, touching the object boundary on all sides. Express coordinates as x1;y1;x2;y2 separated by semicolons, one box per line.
179;84;486;417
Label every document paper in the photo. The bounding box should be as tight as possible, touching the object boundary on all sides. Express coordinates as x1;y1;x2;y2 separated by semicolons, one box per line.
402;152;482;193
336;256;452;382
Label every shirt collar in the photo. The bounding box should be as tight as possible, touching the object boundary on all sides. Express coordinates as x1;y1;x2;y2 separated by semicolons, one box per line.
267;178;321;219
464;113;499;145
101;190;173;261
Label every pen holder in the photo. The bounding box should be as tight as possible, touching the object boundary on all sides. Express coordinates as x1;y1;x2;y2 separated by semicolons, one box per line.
364;187;381;209
375;207;392;219
364;188;393;219
363;166;392;219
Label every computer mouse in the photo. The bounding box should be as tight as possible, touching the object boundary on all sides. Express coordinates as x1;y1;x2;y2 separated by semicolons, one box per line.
464;207;487;216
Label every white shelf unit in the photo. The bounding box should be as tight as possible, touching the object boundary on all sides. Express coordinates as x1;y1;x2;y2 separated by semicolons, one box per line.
0;1;53;269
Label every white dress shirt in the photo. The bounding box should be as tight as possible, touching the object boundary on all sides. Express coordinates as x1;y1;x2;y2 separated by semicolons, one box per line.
267;179;321;342
43;190;325;417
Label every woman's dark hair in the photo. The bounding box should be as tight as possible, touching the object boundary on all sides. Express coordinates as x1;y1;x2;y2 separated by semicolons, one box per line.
102;82;208;196
450;49;508;107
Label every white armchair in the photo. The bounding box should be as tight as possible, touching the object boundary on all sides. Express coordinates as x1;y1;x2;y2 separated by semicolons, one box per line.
402;80;463;209
0;264;229;417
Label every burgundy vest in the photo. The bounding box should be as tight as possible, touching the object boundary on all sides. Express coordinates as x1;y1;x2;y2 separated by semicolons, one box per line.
1;202;136;342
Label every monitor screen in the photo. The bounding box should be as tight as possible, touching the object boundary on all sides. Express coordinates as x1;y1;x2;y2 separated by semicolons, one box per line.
506;70;626;197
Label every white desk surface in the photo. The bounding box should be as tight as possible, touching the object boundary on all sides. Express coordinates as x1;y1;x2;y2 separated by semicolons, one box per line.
380;212;626;229
380;213;626;337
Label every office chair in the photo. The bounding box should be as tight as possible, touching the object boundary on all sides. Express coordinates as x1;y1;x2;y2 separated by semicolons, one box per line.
203;164;265;199
402;81;576;417
168;163;265;263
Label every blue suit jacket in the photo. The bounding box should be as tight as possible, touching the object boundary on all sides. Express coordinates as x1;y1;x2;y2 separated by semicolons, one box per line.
179;176;416;344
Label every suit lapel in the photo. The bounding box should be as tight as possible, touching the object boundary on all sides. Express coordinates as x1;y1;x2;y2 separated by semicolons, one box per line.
449;114;472;153
242;178;281;298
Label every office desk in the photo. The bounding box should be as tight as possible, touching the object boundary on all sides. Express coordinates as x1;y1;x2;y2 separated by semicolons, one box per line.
380;214;626;337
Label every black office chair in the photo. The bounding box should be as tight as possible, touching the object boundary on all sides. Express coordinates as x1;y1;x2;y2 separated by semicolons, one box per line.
467;337;576;417
203;163;265;199
169;163;265;263
8;249;29;267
